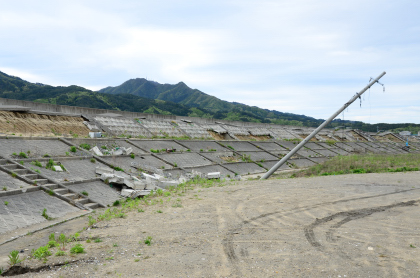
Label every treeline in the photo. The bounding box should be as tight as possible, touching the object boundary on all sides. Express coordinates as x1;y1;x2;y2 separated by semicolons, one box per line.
1;70;419;132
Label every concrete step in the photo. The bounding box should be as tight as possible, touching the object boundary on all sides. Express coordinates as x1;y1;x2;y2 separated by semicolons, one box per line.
75;198;89;205
13;169;29;175
84;203;99;210
22;174;39;180
44;184;58;190
0;159;8;165
62;193;78;200
33;179;48;185
3;164;19;170
54;188;69;195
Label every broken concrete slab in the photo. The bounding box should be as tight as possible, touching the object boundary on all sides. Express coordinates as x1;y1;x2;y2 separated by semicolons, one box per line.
111;148;123;155
53;165;63;172
121;189;134;197
122;147;133;155
90;146;103;156
157;180;179;189
96;166;114;175
207;172;221;179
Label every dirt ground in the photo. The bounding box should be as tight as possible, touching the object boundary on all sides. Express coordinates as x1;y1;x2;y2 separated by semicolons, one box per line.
0;111;90;137
1;172;420;277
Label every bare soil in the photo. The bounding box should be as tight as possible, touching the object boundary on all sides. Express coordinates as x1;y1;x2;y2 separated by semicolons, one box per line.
0;111;90;137
1;172;420;277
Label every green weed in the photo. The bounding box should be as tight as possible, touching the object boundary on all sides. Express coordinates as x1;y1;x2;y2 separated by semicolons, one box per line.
143;236;153;246
70;244;85;254
8;250;22;266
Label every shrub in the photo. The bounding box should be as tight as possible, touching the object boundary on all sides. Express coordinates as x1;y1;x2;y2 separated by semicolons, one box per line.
79;144;91;150
81;191;89;196
130;153;135;159
90;158;96;163
8;250;22;266
55;250;66;256
47;240;59;248
32;246;51;260
42;208;51;220
114;166;124;171
70;244;85;254
143;236;153;246
70;146;77;153
19;152;27;158
31;160;43;167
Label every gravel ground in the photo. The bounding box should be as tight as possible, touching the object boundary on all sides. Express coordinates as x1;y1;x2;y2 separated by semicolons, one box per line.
1;171;420;277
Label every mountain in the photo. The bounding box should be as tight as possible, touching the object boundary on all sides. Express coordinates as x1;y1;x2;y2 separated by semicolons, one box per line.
0;71;207;117
99;78;326;125
1;70;419;132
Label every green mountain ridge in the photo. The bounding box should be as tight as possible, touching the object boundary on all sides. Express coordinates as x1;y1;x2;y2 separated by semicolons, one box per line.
0;70;419;133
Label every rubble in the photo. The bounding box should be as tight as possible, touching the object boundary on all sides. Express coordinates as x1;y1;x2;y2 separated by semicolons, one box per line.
206;172;220;179
52;165;63;172
90;146;103;156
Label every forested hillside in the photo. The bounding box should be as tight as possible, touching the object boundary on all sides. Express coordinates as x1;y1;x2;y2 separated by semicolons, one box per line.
1;70;419;133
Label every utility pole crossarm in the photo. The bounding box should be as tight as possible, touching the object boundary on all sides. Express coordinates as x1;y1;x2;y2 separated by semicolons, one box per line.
260;71;386;180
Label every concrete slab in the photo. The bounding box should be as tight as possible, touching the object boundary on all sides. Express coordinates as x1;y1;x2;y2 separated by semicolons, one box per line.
101;155;172;174
237;151;279;162
65;180;121;206
28;157;114;183
129;139;188;152
0;138;74;159
261;160;291;171
183;165;235;178
219;141;260;151
177;141;226;152
252;142;287;151
287;158;316;168
158;153;213;168
276;141;300;150
140;120;186;137
222;162;265;175
175;122;212;139
199;152;238;164
0;190;80;234
0;169;32;191
313;149;341;157
69;138;147;155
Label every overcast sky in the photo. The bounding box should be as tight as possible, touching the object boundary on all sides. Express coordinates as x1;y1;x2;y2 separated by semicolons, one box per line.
1;0;419;124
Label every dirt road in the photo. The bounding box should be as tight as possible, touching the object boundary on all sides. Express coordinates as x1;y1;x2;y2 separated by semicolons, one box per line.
1;172;420;277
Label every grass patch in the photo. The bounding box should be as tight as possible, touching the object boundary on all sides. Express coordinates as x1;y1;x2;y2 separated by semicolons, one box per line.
293;153;420;178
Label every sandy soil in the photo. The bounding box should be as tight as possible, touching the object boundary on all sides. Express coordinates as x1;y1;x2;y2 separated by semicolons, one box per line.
1;172;420;277
0;111;90;137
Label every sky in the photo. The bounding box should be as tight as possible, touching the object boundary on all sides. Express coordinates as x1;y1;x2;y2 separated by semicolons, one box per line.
1;0;419;124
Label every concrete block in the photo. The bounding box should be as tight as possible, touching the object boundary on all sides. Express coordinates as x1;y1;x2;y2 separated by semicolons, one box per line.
122;147;133;155
90;146;103;156
53;165;63;172
96;166;114;175
207;172;220;179
89;132;102;138
109;175;125;184
158;180;179;189
112;149;123;155
100;173;115;181
131;190;151;198
121;189;134;197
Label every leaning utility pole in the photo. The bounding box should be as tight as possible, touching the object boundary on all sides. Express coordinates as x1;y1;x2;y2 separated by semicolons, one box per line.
261;71;386;180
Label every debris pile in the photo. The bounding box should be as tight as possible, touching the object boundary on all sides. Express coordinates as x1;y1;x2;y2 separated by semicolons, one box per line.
89;146;132;156
96;166;241;199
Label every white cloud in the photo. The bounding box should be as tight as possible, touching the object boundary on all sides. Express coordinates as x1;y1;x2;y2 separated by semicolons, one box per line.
0;0;419;124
